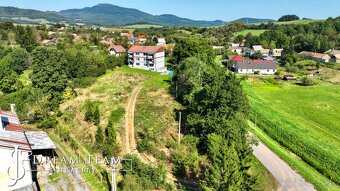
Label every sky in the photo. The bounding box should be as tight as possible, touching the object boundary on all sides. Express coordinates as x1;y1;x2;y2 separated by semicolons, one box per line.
0;0;339;21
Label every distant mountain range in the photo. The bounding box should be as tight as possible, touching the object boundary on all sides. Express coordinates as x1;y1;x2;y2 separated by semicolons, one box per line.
0;4;276;27
230;18;276;24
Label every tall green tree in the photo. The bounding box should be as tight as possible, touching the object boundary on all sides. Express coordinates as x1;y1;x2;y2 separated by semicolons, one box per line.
15;26;37;52
201;134;243;191
30;47;68;100
172;38;215;64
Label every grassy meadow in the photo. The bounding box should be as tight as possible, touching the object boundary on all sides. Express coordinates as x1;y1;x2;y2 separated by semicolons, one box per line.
234;29;266;36
243;78;340;189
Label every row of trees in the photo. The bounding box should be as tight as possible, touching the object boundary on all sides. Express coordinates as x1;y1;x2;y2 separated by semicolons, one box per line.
172;38;255;190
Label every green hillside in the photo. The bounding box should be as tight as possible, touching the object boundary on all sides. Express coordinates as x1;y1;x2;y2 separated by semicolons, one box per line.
0;6;66;23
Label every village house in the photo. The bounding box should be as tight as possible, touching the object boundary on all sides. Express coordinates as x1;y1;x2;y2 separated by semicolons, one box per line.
325;49;340;63
156;38;166;46
272;49;283;57
128;46;166;72
228;55;246;62
41;38;58;46
228;43;243;55
233;60;277;75
108;45;126;56
299;51;331;63
252;45;263;52
260;49;270;56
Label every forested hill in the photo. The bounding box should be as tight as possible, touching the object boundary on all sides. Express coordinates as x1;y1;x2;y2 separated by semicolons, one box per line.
0;4;279;27
58;3;225;27
0;6;66;23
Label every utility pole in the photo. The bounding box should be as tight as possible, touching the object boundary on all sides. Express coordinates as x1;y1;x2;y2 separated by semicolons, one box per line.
175;81;178;98
178;112;182;145
111;163;116;191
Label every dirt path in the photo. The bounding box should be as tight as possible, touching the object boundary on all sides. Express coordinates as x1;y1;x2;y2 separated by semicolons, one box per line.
253;140;316;191
124;85;143;154
124;85;177;183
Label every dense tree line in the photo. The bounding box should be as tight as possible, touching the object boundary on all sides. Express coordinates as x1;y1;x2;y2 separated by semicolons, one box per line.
172;39;254;190
278;15;300;22
134;17;340;55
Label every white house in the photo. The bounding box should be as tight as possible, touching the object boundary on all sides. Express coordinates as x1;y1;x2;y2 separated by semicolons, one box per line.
252;45;263;52
156;38;166;46
229;43;243;55
272;49;283;57
233;60;277;75
128;46;166;72
108;45;126;56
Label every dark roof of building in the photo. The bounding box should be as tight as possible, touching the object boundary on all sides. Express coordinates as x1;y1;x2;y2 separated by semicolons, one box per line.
128;46;164;53
234;61;277;70
25;131;56;150
0;130;32;151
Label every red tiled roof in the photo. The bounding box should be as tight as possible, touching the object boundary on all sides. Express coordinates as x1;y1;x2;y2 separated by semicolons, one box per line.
109;45;126;53
231;55;246;61
5;124;23;132
128;46;164;53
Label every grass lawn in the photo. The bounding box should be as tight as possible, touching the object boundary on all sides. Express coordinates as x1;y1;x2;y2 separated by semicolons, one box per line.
234;29;266;36
243;78;340;189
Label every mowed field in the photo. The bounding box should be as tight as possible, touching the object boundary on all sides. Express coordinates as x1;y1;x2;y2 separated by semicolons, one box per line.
234;29;266;36
243;78;340;187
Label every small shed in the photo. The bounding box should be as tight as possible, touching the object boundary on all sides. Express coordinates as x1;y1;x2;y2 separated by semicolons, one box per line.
283;75;297;80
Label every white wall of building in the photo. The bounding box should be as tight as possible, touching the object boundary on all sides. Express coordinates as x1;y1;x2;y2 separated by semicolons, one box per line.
237;69;277;75
0;148;33;191
128;51;165;72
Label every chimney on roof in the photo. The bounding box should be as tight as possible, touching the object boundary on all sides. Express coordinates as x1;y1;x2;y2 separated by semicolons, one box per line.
10;104;16;114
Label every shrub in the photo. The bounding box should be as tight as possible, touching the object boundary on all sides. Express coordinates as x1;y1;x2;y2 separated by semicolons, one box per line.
72;77;97;88
137;139;153;153
37;117;57;129
84;100;100;125
301;76;317;86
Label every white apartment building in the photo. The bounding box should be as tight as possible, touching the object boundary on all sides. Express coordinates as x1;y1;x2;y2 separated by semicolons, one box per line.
128;46;166;72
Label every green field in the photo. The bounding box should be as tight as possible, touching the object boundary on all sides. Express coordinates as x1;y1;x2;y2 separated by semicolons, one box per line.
123;24;164;29
234;29;266;36
273;19;324;25
243;78;340;189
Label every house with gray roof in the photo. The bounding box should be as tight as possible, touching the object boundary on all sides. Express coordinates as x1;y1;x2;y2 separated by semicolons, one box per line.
233;60;277;75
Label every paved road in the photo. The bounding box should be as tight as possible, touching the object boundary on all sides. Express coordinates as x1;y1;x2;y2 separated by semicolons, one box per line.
253;140;316;191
